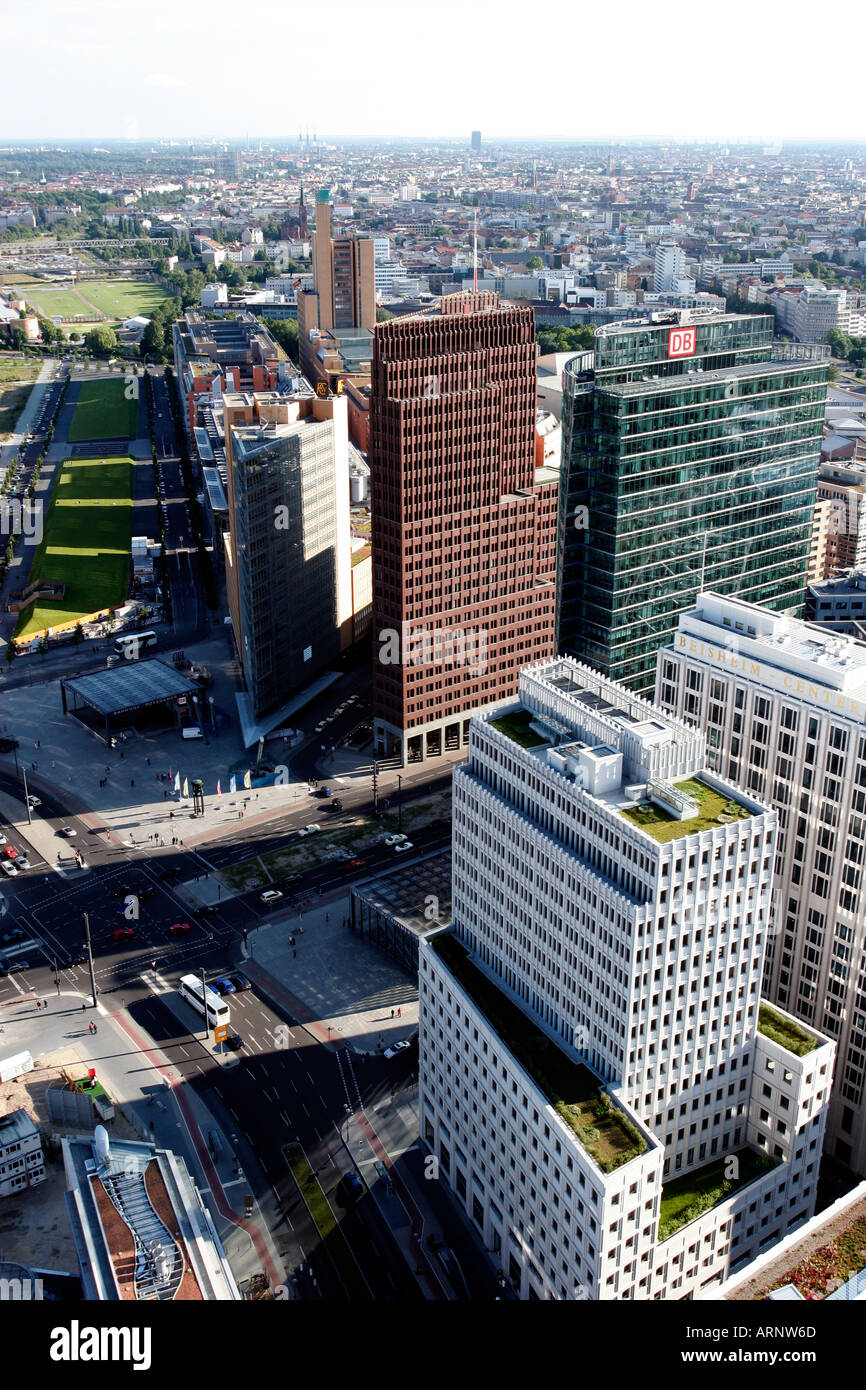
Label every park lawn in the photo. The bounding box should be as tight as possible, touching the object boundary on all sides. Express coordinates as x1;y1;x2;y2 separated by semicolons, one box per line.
0;383;33;436
0;358;41;385
15;456;133;638
81;280;171;320
68;378;139;441
18;284;92;318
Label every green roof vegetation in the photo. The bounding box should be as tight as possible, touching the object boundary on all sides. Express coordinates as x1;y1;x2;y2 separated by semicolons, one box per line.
620;778;752;843
432;934;647;1174
488;708;548;750
659;1148;776;1242
758;1004;818;1058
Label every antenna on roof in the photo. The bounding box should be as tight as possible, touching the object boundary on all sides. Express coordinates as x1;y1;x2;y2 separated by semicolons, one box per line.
473;208;478;295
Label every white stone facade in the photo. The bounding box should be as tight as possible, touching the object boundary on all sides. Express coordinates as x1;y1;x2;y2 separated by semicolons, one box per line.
419;655;834;1298
657;591;866;1174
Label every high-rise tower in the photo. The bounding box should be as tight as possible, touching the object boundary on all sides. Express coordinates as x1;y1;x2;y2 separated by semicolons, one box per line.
370;292;559;765
557;311;828;698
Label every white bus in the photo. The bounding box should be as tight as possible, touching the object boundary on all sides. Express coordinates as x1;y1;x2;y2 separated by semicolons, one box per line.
178;975;230;1030
114;631;158;657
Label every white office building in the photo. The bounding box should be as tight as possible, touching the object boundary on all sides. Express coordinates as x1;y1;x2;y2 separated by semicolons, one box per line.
657;592;866;1174
419;656;834;1299
654;240;687;293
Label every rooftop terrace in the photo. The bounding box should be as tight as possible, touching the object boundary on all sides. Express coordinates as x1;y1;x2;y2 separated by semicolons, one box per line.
432;934;648;1174
619;777;752;844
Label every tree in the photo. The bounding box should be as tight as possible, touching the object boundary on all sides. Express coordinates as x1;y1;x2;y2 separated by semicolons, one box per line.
526;256;544;271
84;324;118;355
536;324;595;355
141;318;166;358
262;317;298;356
375;307;393;322
8;324;27;351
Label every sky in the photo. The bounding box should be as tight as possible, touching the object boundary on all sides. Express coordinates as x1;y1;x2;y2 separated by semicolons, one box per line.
2;0;865;145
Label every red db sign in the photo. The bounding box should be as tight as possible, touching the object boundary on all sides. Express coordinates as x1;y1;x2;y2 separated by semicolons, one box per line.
668;326;696;358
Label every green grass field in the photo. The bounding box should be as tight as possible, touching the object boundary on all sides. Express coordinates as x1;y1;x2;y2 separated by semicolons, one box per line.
82;280;170;319
0;358;41;385
12;277;171;324
68;378;139;441
15;456;133;639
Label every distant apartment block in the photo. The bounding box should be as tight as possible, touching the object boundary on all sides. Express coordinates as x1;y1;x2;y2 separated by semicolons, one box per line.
172;310;281;439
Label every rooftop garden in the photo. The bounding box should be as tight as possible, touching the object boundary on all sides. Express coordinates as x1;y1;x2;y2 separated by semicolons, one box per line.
758;1004;819;1058
432;934;647;1174
488;708;548;750
620;778;752;844
760;1212;866;1300
659;1148;775;1242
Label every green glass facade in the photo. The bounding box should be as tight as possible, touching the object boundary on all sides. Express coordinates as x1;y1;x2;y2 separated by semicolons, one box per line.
556;314;828;697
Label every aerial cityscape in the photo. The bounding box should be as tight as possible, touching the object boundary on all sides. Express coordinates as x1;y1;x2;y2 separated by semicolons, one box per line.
1;0;865;1359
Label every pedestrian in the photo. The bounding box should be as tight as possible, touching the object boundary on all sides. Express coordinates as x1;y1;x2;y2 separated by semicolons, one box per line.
119;750;123;759
293;949;296;958
179;839;184;847
163;789;167;799
42;1000;46;1009
146;756;150;766
32;762;37;771
325;912;329;922
398;1007;402;1018
169;810;174;819
106;766;110;774
81;1003;86;1012
391;1008;395;1019
130;778;134;787
36;1000;41;1010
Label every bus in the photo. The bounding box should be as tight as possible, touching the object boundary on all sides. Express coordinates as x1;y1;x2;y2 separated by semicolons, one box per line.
114;631;158;658
178;975;230;1030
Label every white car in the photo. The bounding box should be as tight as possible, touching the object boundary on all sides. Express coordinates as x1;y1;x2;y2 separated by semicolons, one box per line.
0;834;6;846
59;827;77;838
384;833;407;847
16;856;31;870
297;824;320;837
26;795;41;808
393;841;414;854
0;861;18;877
384;1040;411;1059
315;721;327;732
260;889;283;905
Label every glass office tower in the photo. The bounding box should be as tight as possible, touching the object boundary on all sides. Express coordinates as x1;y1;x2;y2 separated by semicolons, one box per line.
556;311;828;697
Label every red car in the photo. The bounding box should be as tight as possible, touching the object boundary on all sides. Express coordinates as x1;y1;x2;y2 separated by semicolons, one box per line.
112;927;135;942
3;846;17;859
343;858;367;871
168;922;190;935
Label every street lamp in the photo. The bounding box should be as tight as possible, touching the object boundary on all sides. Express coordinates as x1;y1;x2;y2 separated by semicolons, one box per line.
397;775;403;833
343;1105;351;1146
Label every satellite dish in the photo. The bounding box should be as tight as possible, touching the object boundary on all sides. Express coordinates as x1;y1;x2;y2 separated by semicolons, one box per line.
94;1125;110;1164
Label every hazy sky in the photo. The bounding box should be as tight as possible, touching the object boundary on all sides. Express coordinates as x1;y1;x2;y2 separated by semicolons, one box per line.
3;0;864;144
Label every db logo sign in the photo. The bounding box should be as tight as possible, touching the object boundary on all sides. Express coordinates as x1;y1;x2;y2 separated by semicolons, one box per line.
668;326;696;358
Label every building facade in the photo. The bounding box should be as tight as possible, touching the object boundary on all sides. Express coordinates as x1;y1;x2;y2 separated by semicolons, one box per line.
297;189;375;385
557;311;828;699
657;591;866;1173
370;292;558;764
224;388;352;723
419;657;834;1298
0;1110;45;1198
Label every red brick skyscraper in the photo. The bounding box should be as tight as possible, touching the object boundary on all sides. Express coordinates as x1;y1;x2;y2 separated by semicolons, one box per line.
371;292;558;765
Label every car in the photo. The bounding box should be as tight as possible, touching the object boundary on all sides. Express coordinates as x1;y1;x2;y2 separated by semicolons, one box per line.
16;856;31;871
260;889;283;906
343;858;366;872
227;973;251;992
213;976;236;995
3;846;18;859
25;795;41;808
199;903;217;915
384;833;407;847
61;950;88;968
297;824;320;837
327;799;344;813
111;927;135;942
157;866;182;880
337;1171;363;1204
0;928;25;944
1;959;30;974
0;835;6;846
315;721;327;732
112;884;133;898
393;841;414;854
168;922;190;935
384;1039;412;1060
280;874;301;887
224;1033;243;1052
59;827;77;838
320;785;333;798
139;885;155;899
0;862;18;878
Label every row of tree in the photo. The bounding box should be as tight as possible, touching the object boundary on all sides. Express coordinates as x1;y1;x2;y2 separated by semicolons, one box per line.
827;327;866;368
